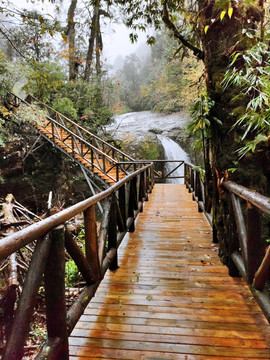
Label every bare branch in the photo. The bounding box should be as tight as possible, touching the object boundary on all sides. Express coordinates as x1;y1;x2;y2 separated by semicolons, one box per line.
162;1;204;61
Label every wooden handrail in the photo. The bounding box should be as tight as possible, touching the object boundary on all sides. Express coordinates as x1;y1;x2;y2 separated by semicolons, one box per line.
223;180;270;214
184;164;270;322
0;164;152;261
116;160;186;181
1;163;154;360
184;163;212;225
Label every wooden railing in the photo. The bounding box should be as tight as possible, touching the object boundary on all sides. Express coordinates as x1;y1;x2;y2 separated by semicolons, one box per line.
8;93;187;185
185;162;270;323
9;93;135;183
0;164;153;360
222;180;270;322
25;94;135;164
184;163;212;225
116;160;185;182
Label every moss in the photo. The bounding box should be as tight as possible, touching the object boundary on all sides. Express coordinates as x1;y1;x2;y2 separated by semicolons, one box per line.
140;138;160;160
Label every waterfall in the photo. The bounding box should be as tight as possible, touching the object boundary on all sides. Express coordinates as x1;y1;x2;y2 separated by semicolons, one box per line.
106;111;192;184
157;135;190;184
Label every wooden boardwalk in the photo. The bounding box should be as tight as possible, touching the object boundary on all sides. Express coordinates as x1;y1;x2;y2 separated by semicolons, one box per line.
70;184;270;360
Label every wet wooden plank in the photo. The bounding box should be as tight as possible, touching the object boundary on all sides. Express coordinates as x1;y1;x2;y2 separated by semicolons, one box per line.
70;184;270;359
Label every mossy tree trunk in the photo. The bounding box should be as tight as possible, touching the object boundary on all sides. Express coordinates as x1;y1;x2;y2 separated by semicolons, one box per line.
198;0;264;264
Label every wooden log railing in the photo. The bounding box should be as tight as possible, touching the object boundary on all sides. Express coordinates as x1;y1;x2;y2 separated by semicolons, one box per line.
221;180;270;322
184;162;270;323
184;163;212;224
0;164;153;360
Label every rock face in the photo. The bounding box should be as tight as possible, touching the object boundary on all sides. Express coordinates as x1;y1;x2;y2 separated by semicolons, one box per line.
105;110;195;162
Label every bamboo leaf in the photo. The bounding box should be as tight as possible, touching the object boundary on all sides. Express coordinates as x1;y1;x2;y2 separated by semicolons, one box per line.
228;7;233;19
220;10;226;21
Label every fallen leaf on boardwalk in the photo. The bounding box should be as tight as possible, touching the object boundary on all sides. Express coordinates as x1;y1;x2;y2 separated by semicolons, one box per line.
130;274;139;283
128;290;133;294
146;295;153;301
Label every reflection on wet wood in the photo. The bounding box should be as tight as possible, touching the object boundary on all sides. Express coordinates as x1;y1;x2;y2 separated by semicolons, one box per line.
70;184;270;359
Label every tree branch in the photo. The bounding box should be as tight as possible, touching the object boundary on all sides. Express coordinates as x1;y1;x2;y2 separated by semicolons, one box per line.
162;1;204;61
0;27;29;61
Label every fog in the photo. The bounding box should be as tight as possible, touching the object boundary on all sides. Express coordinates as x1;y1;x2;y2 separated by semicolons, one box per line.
6;0;148;64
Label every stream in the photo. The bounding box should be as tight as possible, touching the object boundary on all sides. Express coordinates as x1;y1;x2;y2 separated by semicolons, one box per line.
105;111;191;183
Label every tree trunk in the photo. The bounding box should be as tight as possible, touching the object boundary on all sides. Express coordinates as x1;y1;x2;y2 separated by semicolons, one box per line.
84;4;100;82
95;14;103;77
66;0;78;82
198;0;264;264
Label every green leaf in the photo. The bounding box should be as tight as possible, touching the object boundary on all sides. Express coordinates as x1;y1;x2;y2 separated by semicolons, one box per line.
228;7;233;18
220;10;226;21
204;25;209;34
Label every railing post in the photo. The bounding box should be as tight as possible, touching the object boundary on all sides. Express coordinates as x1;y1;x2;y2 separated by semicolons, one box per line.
145;167;150;195
127;180;135;232
2;235;52;360
184;163;187;188
228;194;240;277
81;141;84;157
118;184;127;230
144;169;149;201
98;198;111;265
194;171;198;196
91;148;94;170
116;164;119;182
139;172;145;211
51;121;55;141
64;230;95;285
196;171;203;212
191;168;195;197
133;176;138;211
231;194;248;279
71;135;74;156
103;154;106;172
108;194;118;271
44;225;69;359
151;164;155;190
84;205;101;281
247;203;263;283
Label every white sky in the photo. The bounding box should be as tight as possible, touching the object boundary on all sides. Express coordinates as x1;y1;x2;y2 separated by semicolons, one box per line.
6;0;147;63
103;24;147;63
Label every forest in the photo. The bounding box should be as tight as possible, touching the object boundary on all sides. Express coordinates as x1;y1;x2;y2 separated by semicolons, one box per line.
0;0;270;358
